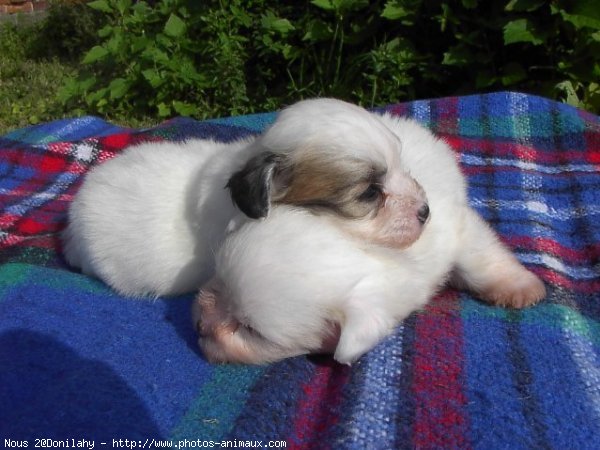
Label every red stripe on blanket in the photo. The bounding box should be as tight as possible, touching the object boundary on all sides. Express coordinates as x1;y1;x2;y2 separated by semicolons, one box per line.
18;218;49;235
40;155;67;173
436;97;459;135
412;292;470;450
0;214;19;228
535;267;600;294
94;134;164;164
289;361;350;450
101;133;133;150
582;127;600;164
47;141;73;156
443;135;599;166
506;236;600;264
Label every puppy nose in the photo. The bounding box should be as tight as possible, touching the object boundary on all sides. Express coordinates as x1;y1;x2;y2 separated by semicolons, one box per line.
417;203;430;224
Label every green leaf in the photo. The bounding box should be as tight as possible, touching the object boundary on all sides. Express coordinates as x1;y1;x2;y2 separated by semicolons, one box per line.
381;2;410;20
281;44;299;60
503;19;544;45
442;45;473;67
462;0;477;9
261;12;295;35
131;36;151;54
86;87;109;105
131;1;152;20
157;102;171;117
82;46;109;64
142;69;164;88
115;0;132;15
556;0;600;30
78;76;98;92
95;98;108;112
173;101;198;116
106;34;125;55
559;11;600;31
303;19;332;42
98;25;113;38
87;0;113;13
230;5;252;26
164;14;186;37
505;0;545;12
555;80;581;107
178;60;205;84
141;46;169;64
311;0;334;11
109;78;129;100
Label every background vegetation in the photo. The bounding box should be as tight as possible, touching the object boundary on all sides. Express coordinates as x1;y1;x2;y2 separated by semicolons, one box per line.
1;0;599;134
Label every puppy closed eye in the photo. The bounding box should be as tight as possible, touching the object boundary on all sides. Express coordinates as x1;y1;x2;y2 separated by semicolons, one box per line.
358;184;383;202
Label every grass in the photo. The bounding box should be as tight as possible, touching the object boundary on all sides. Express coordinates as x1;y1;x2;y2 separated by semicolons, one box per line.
0;56;156;135
1;23;65;134
0;56;76;134
0;22;156;136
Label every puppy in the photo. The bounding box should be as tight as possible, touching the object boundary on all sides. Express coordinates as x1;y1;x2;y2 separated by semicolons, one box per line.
192;105;546;365
62;98;428;297
62;137;255;296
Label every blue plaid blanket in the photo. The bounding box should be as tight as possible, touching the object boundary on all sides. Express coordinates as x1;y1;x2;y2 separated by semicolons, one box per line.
0;92;599;449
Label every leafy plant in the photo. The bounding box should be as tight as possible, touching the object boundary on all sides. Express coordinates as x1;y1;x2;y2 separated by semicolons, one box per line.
435;0;600;111
29;0;105;62
21;0;600;129
58;0;263;119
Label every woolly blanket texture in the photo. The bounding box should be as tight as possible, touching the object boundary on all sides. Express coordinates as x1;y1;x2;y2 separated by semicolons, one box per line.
0;92;599;449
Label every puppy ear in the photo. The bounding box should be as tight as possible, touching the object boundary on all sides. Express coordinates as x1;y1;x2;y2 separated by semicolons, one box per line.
226;152;286;219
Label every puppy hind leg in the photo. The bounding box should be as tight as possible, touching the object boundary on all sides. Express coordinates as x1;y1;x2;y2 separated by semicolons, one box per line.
193;278;306;364
200;325;305;365
453;208;546;308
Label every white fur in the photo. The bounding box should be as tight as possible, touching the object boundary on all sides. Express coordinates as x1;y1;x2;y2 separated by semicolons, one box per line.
62;138;255;296
198;112;545;365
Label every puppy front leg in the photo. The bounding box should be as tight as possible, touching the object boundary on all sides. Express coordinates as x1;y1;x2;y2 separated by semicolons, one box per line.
334;281;401;365
453;207;546;308
334;307;396;365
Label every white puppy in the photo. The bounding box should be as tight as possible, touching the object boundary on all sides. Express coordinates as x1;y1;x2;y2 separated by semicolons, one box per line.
192;106;546;365
63;98;545;365
63;98;428;296
62;137;252;296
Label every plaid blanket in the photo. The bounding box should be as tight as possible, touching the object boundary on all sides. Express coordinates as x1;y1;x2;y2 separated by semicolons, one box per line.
1;92;599;449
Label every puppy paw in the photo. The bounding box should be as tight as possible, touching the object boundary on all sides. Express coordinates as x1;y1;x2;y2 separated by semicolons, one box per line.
197;336;230;364
192;278;237;337
479;269;546;309
199;324;292;365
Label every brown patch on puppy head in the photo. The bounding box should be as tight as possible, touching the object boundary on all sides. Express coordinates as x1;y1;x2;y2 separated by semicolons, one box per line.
274;149;388;219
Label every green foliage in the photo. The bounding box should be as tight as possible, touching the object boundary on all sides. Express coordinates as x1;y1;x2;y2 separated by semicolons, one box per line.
2;0;598;135
438;0;600;112
0;24;77;133
28;0;105;62
0;16;153;135
58;0;256;118
57;0;599;118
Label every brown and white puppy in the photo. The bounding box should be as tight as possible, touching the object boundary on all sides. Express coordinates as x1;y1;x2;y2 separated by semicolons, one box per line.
193;99;546;365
